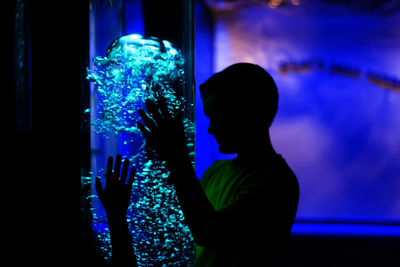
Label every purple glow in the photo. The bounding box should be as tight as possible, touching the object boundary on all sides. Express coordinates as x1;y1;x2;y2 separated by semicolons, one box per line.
197;2;400;221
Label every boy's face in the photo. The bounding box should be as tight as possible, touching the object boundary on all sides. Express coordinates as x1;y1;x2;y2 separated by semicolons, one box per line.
202;93;244;154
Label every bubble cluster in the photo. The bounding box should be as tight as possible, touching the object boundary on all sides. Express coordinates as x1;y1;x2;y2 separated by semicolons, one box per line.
87;33;186;136
128;160;195;266
86;34;195;266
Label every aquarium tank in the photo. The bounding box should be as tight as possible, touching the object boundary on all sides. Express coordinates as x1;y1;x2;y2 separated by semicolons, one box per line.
81;0;195;265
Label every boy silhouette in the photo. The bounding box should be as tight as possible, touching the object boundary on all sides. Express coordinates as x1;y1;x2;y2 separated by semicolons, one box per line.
97;63;299;266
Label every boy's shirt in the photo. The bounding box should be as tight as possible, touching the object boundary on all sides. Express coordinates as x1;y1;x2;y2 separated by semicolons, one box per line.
195;155;299;267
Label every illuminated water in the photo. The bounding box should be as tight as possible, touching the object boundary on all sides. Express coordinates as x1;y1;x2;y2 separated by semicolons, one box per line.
84;34;195;265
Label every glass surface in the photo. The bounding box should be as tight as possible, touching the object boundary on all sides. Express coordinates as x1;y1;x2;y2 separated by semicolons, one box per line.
82;0;195;264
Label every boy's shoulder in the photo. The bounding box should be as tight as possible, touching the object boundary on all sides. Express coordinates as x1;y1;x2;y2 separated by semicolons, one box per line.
201;159;233;178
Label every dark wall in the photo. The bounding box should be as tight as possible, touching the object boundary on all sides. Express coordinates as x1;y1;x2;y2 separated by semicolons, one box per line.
283;235;400;267
23;0;81;265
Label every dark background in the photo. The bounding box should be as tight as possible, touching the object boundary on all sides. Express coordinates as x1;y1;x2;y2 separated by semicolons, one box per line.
5;0;82;264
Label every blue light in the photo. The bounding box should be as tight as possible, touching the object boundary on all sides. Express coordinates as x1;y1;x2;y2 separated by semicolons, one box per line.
292;222;400;237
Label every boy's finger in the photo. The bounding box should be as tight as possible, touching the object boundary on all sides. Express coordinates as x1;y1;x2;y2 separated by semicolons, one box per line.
158;98;171;120
137;121;151;139
95;177;104;201
127;168;136;191
106;156;113;188
145;99;163;124
138;109;157;130
121;158;129;183
113;154;122;181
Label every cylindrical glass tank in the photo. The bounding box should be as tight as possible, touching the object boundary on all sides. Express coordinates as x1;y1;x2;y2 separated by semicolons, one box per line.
82;0;195;265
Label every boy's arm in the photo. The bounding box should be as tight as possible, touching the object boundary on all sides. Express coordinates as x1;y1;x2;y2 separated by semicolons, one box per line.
137;99;219;245
107;214;136;265
168;153;220;246
95;155;138;266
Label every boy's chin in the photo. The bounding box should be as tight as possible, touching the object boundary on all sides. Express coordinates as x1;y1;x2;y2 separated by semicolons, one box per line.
218;145;237;154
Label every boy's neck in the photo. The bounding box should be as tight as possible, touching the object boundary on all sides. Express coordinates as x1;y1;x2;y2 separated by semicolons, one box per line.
235;132;278;164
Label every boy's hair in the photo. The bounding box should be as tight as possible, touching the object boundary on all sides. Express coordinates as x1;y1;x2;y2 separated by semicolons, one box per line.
200;63;279;127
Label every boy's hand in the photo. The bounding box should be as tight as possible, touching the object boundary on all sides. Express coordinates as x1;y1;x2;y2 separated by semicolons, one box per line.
137;99;189;171
95;154;136;220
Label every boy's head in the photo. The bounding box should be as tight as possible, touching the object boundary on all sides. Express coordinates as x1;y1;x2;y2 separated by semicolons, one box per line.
200;63;279;154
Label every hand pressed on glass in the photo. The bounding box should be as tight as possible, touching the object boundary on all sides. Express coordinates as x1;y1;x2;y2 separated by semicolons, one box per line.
95;154;136;219
137;98;188;170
